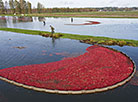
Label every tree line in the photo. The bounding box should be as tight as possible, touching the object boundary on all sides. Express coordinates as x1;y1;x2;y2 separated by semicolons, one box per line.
0;0;44;14
0;0;138;14
32;7;138;13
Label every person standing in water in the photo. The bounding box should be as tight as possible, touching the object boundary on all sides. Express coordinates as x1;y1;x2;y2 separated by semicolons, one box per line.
43;21;46;25
71;18;73;22
50;25;55;35
50;25;56;47
42;18;46;26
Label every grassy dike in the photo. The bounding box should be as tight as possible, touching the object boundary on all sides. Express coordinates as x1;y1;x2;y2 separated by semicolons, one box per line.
1;11;138;18
27;11;138;18
0;27;138;47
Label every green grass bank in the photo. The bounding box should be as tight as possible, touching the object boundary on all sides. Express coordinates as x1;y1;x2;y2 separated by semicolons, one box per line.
0;28;138;47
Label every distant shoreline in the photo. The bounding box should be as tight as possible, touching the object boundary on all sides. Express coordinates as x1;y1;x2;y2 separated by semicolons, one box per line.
1;11;138;18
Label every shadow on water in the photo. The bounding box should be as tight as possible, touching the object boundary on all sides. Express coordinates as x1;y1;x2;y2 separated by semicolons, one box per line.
0;78;138;102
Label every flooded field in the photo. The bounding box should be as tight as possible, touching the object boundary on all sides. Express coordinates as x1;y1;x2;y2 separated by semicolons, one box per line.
0;16;138;40
0;31;138;102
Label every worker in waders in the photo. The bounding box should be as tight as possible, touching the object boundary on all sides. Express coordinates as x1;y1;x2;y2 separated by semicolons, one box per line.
50;25;55;35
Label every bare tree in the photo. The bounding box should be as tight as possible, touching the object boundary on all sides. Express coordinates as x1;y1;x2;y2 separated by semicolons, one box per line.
9;0;15;14
14;0;21;14
27;1;32;14
37;2;44;13
0;0;5;14
4;1;9;13
19;0;27;14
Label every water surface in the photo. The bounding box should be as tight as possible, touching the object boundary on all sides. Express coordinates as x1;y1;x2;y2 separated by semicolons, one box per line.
0;31;138;102
0;16;138;40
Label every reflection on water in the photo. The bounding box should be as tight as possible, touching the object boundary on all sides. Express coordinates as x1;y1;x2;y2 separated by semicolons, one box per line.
130;76;138;86
38;17;45;22
0;16;7;27
38;17;46;26
0;31;138;102
12;17;17;23
0;31;88;69
0;16;33;28
51;37;56;47
0;16;138;40
17;16;33;22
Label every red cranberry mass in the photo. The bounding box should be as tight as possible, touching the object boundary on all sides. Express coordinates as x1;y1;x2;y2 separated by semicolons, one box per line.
0;45;135;94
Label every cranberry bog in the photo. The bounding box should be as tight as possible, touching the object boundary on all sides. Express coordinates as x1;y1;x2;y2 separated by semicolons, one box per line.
65;21;100;26
0;31;138;102
0;45;136;94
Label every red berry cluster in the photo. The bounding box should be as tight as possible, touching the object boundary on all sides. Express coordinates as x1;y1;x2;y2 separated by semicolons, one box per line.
0;45;134;91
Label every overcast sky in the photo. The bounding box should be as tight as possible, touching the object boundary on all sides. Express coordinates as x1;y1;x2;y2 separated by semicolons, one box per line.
3;0;138;8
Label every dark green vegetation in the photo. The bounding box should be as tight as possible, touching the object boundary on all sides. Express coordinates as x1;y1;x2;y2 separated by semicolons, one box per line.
0;0;32;14
27;11;138;18
1;0;138;18
0;0;138;18
1;11;138;18
40;32;62;38
0;28;138;47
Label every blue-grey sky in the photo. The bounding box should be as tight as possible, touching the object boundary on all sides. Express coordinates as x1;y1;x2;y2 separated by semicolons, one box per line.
3;0;138;8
